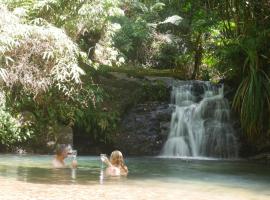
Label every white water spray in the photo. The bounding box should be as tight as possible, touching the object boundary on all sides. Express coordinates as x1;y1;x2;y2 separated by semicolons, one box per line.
161;81;238;158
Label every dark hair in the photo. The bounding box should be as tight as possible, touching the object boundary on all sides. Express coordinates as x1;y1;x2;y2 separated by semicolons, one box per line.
55;144;68;156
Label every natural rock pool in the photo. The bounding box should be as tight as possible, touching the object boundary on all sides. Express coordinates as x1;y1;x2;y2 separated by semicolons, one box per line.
0;155;269;200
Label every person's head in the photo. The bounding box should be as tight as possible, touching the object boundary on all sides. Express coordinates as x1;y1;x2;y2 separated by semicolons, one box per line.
110;150;125;166
55;144;69;159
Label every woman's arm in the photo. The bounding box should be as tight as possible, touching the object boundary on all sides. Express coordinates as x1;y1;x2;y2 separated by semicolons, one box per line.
121;165;128;175
101;156;113;167
71;159;78;168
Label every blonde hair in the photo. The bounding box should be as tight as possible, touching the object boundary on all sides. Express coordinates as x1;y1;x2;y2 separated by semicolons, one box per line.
110;150;128;173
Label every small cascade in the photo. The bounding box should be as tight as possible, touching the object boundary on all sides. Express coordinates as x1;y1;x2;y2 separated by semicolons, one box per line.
161;81;238;158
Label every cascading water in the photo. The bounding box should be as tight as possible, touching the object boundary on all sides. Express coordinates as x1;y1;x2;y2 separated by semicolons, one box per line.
161;81;238;158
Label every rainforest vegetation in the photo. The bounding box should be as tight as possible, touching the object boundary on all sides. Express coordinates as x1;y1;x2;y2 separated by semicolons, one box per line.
0;0;269;155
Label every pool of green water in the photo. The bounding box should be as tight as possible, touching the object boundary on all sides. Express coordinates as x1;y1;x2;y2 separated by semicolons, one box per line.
0;154;269;192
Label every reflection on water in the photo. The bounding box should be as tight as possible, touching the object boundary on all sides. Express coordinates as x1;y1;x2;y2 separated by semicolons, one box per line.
99;169;104;184
0;155;269;191
71;168;76;180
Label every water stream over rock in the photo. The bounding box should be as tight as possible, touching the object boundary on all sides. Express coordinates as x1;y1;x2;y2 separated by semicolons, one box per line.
161;81;238;158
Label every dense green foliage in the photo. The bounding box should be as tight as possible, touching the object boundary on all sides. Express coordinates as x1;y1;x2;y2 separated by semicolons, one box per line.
0;100;32;146
0;3;96;149
0;0;269;153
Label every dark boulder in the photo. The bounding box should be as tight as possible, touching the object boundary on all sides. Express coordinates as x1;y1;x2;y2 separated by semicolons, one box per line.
114;102;172;155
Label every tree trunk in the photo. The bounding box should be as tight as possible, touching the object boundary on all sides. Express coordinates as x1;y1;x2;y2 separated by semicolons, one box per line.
191;34;203;79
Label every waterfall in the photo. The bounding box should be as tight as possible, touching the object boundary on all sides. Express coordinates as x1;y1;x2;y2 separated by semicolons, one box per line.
161;81;238;158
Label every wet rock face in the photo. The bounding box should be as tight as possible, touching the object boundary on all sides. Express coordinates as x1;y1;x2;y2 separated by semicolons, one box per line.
114;102;172;156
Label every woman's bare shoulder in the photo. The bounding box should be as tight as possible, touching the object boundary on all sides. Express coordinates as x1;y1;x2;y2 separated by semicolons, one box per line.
52;158;65;168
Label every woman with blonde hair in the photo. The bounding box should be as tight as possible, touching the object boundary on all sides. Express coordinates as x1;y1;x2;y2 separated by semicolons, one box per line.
101;150;128;176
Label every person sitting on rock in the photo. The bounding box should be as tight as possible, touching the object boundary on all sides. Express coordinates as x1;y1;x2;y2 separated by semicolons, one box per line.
52;144;77;168
101;150;128;176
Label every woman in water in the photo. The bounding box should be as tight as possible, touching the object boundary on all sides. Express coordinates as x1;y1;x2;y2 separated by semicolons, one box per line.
101;150;128;176
52;144;77;168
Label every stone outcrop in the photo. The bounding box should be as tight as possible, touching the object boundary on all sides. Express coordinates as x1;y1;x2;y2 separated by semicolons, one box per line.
114;102;172;155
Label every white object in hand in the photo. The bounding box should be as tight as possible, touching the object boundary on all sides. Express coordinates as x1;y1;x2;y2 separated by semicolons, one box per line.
100;154;107;162
72;150;77;159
